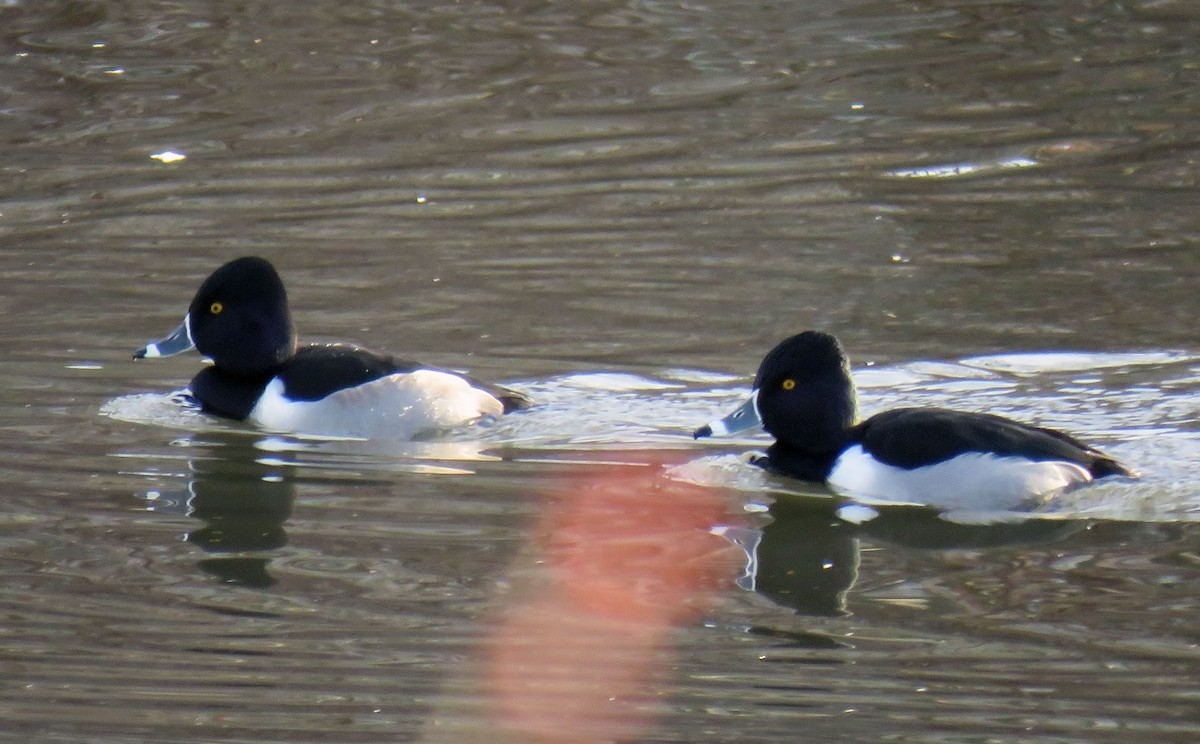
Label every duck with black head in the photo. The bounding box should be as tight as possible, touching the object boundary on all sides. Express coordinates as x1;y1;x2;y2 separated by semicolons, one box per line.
134;257;531;440
694;331;1135;510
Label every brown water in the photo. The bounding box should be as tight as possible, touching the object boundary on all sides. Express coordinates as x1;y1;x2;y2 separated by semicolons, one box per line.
2;1;1198;741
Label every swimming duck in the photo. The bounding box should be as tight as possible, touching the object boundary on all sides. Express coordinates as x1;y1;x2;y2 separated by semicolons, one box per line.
134;256;531;439
694;331;1134;508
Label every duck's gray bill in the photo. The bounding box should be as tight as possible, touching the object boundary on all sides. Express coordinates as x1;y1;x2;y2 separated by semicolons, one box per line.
692;391;761;439
133;315;194;359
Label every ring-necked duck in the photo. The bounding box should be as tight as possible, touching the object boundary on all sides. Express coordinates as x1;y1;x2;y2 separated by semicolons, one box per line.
134;256;531;439
694;331;1134;508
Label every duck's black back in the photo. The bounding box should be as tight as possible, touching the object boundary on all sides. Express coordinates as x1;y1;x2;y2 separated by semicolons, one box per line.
282;345;533;413
852;407;1133;478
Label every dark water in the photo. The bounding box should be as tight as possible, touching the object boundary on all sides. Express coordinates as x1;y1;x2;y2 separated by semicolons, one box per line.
2;1;1198;741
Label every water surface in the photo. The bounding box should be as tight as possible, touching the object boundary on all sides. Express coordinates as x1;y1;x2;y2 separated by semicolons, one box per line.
1;1;1198;742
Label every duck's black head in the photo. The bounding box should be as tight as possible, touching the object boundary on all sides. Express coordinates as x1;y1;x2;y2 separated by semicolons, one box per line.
753;331;858;453
187;257;297;376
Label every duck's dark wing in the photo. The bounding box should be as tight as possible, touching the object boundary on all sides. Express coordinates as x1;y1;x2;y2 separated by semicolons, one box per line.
1019;419;1134;478
281;344;532;413
278;345;417;401
852;407;1133;478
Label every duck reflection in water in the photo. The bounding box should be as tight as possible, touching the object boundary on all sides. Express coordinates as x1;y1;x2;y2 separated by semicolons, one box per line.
718;498;1086;618
717;507;860;618
140;433;294;589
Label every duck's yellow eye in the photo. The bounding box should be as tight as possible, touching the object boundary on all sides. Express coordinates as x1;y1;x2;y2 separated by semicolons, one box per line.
781;379;796;390
209;301;224;315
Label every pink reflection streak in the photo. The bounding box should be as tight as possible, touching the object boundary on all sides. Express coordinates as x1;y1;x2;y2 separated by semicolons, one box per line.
484;454;741;743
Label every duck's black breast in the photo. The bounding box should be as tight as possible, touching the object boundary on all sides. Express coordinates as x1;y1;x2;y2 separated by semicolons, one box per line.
190;367;272;420
851;407;1132;477
754;444;844;482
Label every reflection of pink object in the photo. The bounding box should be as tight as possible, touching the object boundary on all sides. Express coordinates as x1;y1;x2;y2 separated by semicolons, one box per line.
488;596;664;744
485;456;739;744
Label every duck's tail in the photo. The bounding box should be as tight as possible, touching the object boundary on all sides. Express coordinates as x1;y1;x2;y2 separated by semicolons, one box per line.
1090;453;1137;479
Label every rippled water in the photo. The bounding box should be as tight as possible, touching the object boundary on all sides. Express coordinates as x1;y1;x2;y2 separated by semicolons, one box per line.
2;1;1198;742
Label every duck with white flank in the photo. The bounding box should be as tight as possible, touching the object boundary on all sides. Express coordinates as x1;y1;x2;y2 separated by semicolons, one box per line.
694;331;1134;509
134;257;531;439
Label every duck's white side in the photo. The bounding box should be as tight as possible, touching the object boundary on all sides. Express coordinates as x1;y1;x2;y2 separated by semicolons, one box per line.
827;445;1093;509
248;369;504;439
